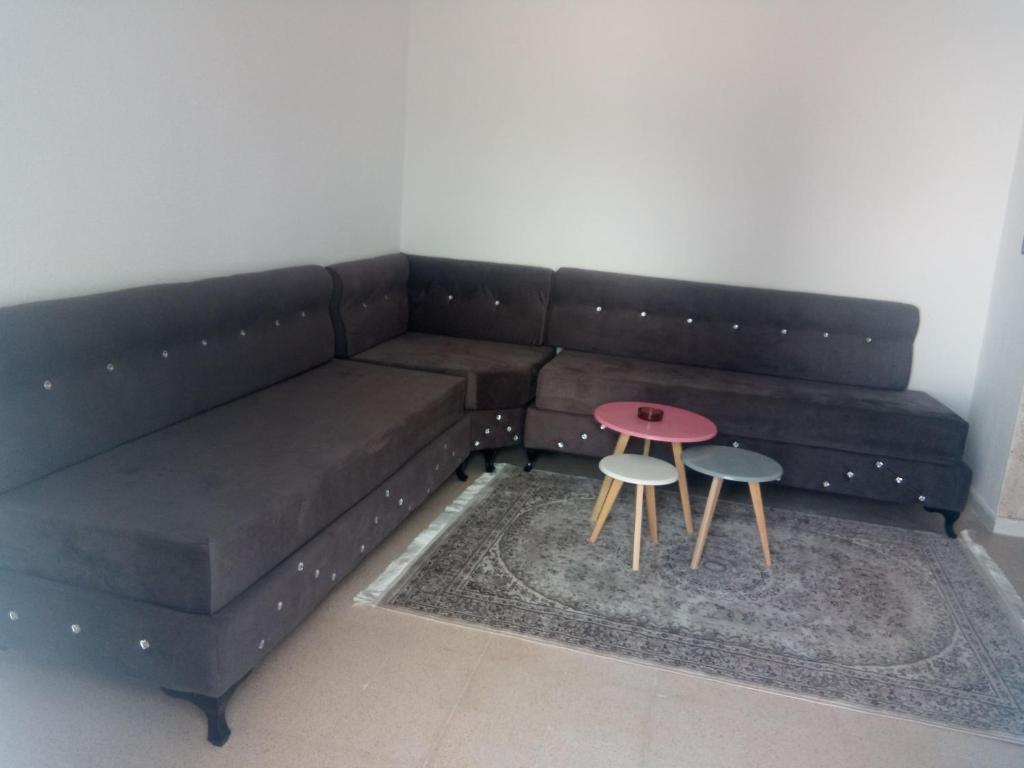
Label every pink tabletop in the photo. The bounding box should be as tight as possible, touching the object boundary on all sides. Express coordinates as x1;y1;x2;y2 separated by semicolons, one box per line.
593;401;717;443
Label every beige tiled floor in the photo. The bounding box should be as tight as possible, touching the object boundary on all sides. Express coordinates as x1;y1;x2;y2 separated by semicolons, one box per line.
1;450;1022;768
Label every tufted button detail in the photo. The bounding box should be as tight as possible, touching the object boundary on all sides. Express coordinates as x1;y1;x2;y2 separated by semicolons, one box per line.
732;324;740;331
374;515;379;525
595;306;602;312
496;414;503;421
599;424;606;430
43;379;53;390
846;471;855;479
161;350;169;359
822;481;831;488
106;362;115;372
385;489;390;498
362;302;368;309
484;428;491;435
875;461;885;469
398;497;404;506
494;300;501;307
258;639;266;650
314;569;320;579
139;639;150;650
865;337;873;343
640;311;647;317
239;329;247;337
895;476;904;485
686;317;694;324
331;572;337;582
201;339;208;347
823;331;830;338
780;329;788;335
731;441;740;448
474;440;481;447
8;610;18;621
448;294;454;301
513;434;520;441
276;601;284;611
918;495;927;503
70;624;81;635
297;562;304;572
300;311;307;318
434;464;439;471
506;426;512;432
557;441;565;449
274;319;280;327
384;293;390;300
581;433;588;440
360;544;366;553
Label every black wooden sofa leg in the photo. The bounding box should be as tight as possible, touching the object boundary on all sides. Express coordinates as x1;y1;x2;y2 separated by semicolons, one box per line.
524;449;539;472
483;449;496;473
925;507;961;539
162;679;242;747
455;457;469;482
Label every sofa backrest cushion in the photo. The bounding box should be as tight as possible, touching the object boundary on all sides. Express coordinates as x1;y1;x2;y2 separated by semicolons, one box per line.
326;253;409;357
0;265;334;494
407;255;552;346
546;268;919;390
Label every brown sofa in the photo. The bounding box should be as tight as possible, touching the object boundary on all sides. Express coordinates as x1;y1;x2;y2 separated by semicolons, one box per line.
327;253;555;470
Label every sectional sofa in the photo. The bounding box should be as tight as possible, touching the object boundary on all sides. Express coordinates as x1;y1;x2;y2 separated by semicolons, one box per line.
0;253;970;746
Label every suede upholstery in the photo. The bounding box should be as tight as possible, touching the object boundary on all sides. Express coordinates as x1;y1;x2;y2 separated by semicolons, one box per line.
326;253;409;358
524;408;970;512
0;417;470;697
546;268;919;390
0;266;334;494
0;361;465;614
354;332;554;410
407;254;553;346
535;350;967;464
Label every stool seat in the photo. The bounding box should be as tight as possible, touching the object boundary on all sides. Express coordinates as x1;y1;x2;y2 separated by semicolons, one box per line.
598;454;678;486
683;445;783;483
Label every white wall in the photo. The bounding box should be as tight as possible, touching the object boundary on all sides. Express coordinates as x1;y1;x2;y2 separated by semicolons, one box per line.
0;0;410;306
400;0;1024;415
967;124;1024;518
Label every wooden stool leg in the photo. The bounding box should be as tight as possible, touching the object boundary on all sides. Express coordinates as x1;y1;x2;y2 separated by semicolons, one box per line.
642;439;651;456
633;484;644;571
590;479;623;542
748;482;772;567
671;442;694;534
592;433;630;522
690;477;723;570
645;485;658;543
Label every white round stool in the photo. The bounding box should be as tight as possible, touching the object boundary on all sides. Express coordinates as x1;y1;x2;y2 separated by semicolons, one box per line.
590;453;679;571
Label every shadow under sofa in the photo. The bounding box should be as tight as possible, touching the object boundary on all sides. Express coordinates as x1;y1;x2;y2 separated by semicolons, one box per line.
0;265;472;745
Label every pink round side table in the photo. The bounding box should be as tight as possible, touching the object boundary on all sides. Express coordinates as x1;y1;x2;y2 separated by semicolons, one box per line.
591;401;718;534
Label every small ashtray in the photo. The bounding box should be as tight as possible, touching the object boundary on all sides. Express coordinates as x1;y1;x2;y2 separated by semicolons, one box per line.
637;406;663;422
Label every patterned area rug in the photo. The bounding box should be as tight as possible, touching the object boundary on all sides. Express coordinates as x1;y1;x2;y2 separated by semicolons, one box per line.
359;465;1024;742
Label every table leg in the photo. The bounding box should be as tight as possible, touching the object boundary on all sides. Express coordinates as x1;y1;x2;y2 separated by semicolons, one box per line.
633;484;644;571
671;442;694;534
592;432;630;522
590;479;623;543
644;485;658;543
690;476;723;570
748;482;772;568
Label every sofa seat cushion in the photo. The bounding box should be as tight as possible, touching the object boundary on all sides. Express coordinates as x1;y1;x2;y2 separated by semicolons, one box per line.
354;332;555;410
535;351;967;464
0;360;465;615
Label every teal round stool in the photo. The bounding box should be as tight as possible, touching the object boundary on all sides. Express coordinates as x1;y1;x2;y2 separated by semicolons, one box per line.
683;445;783;570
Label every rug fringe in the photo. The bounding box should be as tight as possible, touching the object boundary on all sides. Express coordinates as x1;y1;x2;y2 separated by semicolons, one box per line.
960;529;1024;637
354;464;508;605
